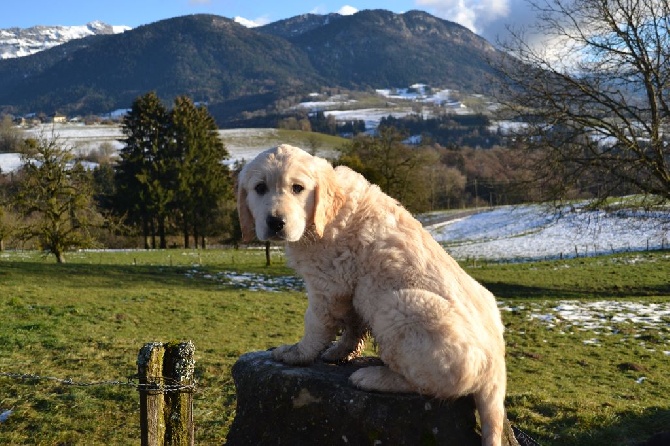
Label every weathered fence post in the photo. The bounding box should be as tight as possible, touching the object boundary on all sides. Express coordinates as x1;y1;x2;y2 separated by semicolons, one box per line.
137;341;195;446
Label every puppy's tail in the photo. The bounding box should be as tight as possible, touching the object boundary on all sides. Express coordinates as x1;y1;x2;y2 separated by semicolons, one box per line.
475;382;506;446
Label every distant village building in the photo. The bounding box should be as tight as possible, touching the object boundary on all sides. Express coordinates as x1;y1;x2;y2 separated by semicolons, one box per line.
48;113;67;124
13;115;41;127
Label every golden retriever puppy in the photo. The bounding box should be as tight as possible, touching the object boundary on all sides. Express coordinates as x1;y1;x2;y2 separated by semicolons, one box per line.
237;144;507;446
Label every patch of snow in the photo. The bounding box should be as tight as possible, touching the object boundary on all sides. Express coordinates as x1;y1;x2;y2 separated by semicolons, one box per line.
186;269;304;293
505;300;670;334
0;153;22;173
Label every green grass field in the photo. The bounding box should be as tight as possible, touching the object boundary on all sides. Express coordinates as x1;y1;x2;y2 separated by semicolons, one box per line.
0;249;668;445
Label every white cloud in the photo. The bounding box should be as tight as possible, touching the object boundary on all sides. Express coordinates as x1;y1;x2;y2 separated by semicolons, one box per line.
309;4;358;16
337;5;359;15
414;0;547;44
233;15;271;28
416;0;510;34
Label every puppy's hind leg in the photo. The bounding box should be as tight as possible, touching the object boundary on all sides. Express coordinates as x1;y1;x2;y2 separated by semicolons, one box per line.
349;365;415;393
475;382;506;446
321;313;368;363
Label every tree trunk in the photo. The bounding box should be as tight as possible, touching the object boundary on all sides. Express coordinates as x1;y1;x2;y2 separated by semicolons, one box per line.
143;218;151;250
158;217;167;249
193;225;200;250
183;217;190;249
150;219;156;249
55;250;65;264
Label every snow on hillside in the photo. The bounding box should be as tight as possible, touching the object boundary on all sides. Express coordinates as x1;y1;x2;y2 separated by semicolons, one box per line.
0;126;314;172
427;204;669;261
0;22;130;59
294;85;474;131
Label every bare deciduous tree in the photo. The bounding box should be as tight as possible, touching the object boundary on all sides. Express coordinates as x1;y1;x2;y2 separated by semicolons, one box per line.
15;135;101;263
496;0;670;205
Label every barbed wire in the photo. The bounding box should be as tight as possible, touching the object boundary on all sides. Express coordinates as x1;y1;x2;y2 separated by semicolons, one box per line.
0;371;196;393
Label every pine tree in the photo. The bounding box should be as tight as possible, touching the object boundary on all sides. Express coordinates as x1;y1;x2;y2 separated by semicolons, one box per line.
115;92;172;249
170;96;231;248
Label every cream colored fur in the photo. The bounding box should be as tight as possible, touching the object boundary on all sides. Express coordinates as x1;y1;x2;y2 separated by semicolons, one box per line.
237;145;507;446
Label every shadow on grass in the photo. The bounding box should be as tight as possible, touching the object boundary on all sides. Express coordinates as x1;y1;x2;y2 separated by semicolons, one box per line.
482;281;670;300
512;402;670;446
0;261;294;292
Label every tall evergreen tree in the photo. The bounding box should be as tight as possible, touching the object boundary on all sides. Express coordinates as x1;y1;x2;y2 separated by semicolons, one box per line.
170;96;231;248
115;92;172;249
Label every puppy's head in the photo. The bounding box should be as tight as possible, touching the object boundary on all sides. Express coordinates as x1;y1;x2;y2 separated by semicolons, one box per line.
237;144;344;243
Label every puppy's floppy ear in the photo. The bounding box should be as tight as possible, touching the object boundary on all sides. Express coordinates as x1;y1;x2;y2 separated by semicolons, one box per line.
236;181;256;243
312;160;345;238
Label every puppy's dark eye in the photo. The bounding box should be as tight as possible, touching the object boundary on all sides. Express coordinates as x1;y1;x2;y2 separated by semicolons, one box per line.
292;184;305;194
254;182;268;195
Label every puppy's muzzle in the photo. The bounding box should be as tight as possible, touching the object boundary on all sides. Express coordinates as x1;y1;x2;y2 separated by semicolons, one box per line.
266;215;286;239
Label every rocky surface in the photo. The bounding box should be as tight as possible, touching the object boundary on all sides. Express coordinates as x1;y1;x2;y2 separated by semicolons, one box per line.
226;350;519;445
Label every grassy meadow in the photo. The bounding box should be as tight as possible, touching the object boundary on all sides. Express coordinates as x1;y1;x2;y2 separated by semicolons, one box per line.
0;248;669;445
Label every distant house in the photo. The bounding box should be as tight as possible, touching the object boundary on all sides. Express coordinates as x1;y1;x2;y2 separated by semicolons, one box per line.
49;113;67;124
14;116;40;127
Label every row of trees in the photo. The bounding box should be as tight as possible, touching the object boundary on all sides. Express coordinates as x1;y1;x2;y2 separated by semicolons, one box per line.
0;92;237;262
336;127;536;212
277;111;367;136
114;92;233;249
378;114;505;149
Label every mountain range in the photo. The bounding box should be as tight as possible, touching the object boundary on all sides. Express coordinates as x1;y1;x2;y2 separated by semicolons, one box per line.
0;21;130;59
0;10;503;126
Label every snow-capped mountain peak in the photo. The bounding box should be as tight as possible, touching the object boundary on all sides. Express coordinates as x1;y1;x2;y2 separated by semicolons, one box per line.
0;22;131;59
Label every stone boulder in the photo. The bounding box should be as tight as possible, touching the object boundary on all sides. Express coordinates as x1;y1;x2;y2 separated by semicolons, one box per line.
226;350;519;445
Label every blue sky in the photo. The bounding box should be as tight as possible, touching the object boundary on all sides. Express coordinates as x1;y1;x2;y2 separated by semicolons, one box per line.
1;0;536;43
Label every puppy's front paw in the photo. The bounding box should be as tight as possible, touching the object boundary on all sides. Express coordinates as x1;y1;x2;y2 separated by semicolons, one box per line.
321;342;363;363
272;343;317;365
350;366;415;393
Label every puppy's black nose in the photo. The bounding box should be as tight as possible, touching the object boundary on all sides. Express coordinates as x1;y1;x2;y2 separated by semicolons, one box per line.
266;215;285;233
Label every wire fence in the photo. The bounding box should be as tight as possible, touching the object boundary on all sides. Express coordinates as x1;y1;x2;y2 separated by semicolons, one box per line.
0;371;197;393
1;342;197;445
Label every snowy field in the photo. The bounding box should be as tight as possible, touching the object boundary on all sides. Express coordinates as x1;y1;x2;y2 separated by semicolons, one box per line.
23;123;125;156
0;125;292;172
427;204;669;262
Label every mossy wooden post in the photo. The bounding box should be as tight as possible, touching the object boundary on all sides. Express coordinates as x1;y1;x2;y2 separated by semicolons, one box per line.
137;341;195;446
